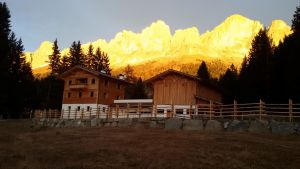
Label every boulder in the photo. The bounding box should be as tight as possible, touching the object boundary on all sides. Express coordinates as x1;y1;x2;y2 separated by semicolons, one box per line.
248;120;269;133
270;120;295;134
111;121;118;127
149;121;157;128
227;120;249;132
91;118;98;127
165;118;182;130
205;120;223;132
118;118;132;127
183;120;203;131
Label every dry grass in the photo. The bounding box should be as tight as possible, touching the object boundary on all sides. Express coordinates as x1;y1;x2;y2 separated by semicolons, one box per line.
0;120;300;169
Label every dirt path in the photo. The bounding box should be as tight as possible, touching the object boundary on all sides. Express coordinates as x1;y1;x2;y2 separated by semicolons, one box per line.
0;120;300;169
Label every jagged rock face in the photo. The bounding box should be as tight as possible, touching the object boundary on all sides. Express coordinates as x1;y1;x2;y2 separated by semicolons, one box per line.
26;14;292;79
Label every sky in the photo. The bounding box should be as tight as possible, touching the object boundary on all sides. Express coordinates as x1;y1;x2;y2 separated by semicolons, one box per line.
5;0;300;52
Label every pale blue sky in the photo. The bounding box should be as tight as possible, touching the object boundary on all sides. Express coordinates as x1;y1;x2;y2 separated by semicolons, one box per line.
5;0;300;51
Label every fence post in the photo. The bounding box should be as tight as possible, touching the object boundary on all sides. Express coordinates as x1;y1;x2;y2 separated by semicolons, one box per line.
259;99;264;121
75;109;77;119
116;105;119;119
233;100;237;120
61;109;64;119
138;103;141;118
172;104;175;118
289;99;293;122
126;104;129;118
68;109;70;119
154;104;157;118
189;104;192;119
209;100;212;120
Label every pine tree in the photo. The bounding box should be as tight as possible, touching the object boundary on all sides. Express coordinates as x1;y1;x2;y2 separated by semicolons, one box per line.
292;3;300;33
48;39;61;75
93;47;104;71
69;41;84;67
238;29;272;102
85;43;94;69
133;77;147;99
0;2;33;118
59;55;71;73
197;61;210;81
102;53;111;75
219;64;238;103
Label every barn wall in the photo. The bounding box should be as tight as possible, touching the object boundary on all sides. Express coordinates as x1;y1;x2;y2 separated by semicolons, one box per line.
196;84;222;103
153;75;197;105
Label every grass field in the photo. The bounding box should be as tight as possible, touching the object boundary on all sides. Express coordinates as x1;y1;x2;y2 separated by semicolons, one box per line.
0;120;300;169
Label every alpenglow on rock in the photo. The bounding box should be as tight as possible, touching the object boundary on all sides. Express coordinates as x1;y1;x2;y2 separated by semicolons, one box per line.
26;14;292;79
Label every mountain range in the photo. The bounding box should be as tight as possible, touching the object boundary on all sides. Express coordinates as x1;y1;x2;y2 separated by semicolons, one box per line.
25;14;292;79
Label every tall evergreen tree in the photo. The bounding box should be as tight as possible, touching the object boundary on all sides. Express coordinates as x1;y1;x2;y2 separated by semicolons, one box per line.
48;39;61;75
85;43;94;69
102;53;111;75
238;29;272;102
197;61;210;81
292;3;300;33
132;77;147;99
69;41;84;67
93;47;104;71
219;64;238;103
0;2;34;118
59;55;71;73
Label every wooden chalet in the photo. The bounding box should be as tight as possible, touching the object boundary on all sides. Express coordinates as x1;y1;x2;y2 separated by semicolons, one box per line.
145;69;222;115
58;66;131;112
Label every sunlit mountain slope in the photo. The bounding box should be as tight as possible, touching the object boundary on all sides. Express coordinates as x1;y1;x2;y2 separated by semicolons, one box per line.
26;14;292;79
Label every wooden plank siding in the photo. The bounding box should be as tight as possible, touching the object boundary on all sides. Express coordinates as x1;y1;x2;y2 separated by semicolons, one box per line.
62;69;99;104
153;75;197;105
60;66;129;106
147;69;222;105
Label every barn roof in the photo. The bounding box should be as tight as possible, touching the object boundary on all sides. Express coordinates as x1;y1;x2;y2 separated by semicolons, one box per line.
58;65;131;84
145;69;221;92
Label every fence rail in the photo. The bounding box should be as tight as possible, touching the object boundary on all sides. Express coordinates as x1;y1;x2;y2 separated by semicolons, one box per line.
34;99;300;122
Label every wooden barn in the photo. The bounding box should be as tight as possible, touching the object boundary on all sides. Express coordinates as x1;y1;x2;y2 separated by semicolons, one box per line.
145;69;222;116
58;66;130;114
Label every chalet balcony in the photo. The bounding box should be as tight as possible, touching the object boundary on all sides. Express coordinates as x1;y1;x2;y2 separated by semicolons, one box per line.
69;84;88;90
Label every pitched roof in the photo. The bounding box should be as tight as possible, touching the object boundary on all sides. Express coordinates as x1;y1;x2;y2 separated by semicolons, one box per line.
145;69;199;83
145;69;221;92
58;65;131;84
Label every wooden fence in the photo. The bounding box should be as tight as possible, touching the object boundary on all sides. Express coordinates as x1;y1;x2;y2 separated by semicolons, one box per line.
34;99;300;122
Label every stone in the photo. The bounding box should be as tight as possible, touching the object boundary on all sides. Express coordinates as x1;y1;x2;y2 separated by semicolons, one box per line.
111;122;118;127
227;120;249;132
270;120;295;134
205;120;223;132
56;120;65;128
91;118;98;127
223;121;230;129
183;119;203;131
118;118;132;127
149;121;157;128
248;120;269;133
104;122;111;127
165;118;182;130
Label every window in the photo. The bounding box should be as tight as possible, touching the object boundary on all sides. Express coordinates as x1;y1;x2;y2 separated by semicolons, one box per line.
91;78;96;84
77;78;88;84
77;106;80;111
68;92;71;98
104;80;109;86
117;96;120;100
79;92;82;98
117;83;121;89
90;91;94;97
68;106;71;110
103;92;107;99
69;80;72;85
87;106;90;111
